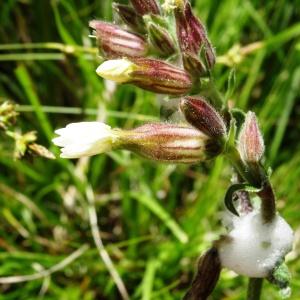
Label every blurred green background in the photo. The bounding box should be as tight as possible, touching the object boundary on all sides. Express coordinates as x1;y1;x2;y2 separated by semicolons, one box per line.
0;0;300;299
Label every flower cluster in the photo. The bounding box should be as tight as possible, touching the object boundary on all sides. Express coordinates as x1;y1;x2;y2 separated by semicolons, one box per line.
54;0;224;163
52;0;293;298
90;0;215;94
0;101;54;159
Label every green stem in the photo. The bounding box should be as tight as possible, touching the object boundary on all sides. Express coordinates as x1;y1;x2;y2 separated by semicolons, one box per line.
0;42;98;54
226;148;261;188
247;278;263;300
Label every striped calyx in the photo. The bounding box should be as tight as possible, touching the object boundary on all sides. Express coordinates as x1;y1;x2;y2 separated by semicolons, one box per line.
113;3;146;33
146;21;176;56
180;96;227;139
175;1;215;73
238;111;265;163
96;58;192;95
129;58;192;95
121;123;222;163
89;20;148;58
130;0;161;16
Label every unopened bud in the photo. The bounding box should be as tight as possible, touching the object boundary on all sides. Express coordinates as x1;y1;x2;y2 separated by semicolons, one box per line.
130;0;160;16
122;123;222;163
96;58;192;95
147;21;176;56
183;247;221;300
180;97;226;139
175;7;197;54
184;2;215;68
238;111;265;163
89;20;148;58
175;1;215;69
113;3;146;33
182;52;206;77
203;41;216;69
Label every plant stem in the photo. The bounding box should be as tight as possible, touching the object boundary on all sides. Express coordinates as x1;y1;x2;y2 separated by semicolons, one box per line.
257;180;276;223
247;278;263;300
0;42;98;54
226;148;260;188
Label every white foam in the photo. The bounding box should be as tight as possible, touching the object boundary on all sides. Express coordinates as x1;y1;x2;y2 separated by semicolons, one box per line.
219;211;294;277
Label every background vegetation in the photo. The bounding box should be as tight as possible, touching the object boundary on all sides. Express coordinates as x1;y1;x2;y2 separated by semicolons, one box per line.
0;0;299;299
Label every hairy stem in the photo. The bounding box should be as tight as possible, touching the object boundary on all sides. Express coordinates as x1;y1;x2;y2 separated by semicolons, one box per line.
247;278;263;300
257;181;276;223
226;149;261;187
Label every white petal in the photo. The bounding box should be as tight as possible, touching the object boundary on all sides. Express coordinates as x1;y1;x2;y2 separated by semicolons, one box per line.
96;59;135;83
52;136;68;147
53;122;118;159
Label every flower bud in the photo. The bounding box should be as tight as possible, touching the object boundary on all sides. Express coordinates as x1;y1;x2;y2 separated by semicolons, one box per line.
175;1;215;69
130;0;161;16
182;52;206;77
89;20;148;58
175;5;198;54
180;97;226;139
184;2;215;68
238;111;265;163
121;123;222;163
113;3;146;33
96;58;192;95
203;40;216;69
146;21;176;56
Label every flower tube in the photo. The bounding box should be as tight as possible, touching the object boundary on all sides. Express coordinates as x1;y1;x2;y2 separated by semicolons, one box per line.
53;122;223;162
89;20;148;58
96;58;192;95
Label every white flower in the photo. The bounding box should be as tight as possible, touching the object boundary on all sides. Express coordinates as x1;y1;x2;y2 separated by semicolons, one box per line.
96;59;136;83
218;211;294;278
52;122;119;158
